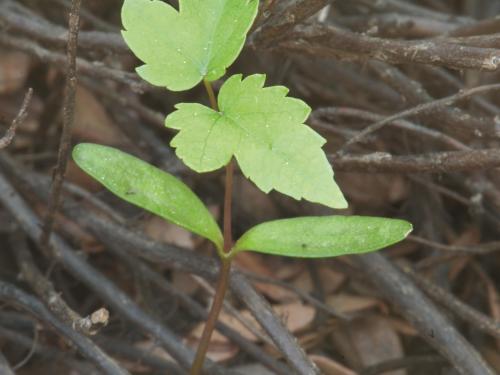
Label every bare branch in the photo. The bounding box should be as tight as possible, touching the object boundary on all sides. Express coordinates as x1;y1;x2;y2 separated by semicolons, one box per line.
40;0;81;248
331;149;500;173
338;82;500;154
273;24;500;71
0;88;33;149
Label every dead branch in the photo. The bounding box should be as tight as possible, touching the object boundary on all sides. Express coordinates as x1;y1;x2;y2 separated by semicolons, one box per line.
0;89;33;150
311;107;469;151
117;253;292;375
338;82;500;154
0;351;15;375
360;355;446;375
0;2;127;54
0;153;319;375
402;265;500;341
40;0;81;248
12;232;108;335
0;281;129;375
355;253;495;375
330;149;500;173
0;170;233;375
274;24;500;71
0;34;146;92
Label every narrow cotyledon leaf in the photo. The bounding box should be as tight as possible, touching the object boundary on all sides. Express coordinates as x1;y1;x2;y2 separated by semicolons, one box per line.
72;143;223;250
232;216;412;258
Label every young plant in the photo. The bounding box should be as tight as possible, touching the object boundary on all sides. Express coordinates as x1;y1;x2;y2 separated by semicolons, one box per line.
72;0;413;373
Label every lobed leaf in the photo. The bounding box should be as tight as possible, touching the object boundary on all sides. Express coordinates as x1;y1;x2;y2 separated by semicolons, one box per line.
233;216;412;258
72;143;223;249
121;0;258;91
166;74;348;209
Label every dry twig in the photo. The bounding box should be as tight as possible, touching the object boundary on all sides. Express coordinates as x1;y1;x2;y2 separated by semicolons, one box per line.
0;89;33;149
40;0;82;248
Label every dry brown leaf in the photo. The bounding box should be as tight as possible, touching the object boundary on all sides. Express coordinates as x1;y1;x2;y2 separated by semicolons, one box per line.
132;339;186;371
448;227;480;281
336;172;408;208
274;261;304;280
326;294;385;315
186;322;240;362
190;310;260;343
234;252;297;301
135;339;175;362
170;270;199;295
189;302;314;348
387;317;418;336
144;216;195;249
273;302;315;333
481;347;500;373
73;85;131;146
66;159;104;192
233;175;279;223
342;316;405;375
145;217;199;293
231;364;275;375
309;354;358;375
291;266;345;295
448;256;472;282
189;321;230;344
0;50;31;94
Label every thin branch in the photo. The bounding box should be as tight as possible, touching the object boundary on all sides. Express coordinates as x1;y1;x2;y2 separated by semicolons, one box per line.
0;2;126;53
252;0;333;45
0;281;129;375
0;325;98;373
243;271;350;320
0;34;146;92
0;351;15;375
402;265;500;341
40;0;82;248
355;253;495;375
360;355;446;375
408;235;500;255
0;169;230;375
115;254;291;375
0;88;33;149
312;106;469;151
12;231;109;335
338;83;500;154
274;23;500;71
96;336;185;375
330;149;500;173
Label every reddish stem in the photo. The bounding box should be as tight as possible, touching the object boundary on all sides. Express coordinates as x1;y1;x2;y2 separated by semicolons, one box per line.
189;82;234;375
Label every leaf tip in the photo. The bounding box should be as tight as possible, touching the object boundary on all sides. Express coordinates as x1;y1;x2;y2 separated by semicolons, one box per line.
72;143;90;164
403;221;413;238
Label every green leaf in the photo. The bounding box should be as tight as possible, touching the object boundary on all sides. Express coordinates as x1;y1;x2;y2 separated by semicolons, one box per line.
166;74;348;209
121;0;258;91
233;216;412;258
72;143;223;250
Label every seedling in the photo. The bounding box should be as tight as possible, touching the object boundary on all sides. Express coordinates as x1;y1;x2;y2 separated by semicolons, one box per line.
72;1;413;373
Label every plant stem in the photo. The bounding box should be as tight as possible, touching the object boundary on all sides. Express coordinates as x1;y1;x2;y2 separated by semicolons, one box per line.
223;161;234;249
189;257;231;375
203;79;218;111
189;81;234;375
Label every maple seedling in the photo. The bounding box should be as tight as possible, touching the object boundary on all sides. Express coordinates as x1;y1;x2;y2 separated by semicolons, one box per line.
72;0;413;374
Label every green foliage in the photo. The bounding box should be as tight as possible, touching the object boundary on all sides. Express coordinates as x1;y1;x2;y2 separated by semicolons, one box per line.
166;74;347;209
69;0;415;263
233;216;412;258
72;144;223;250
121;0;258;91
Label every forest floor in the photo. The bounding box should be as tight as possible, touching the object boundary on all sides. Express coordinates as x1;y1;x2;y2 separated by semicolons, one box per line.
1;1;500;374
